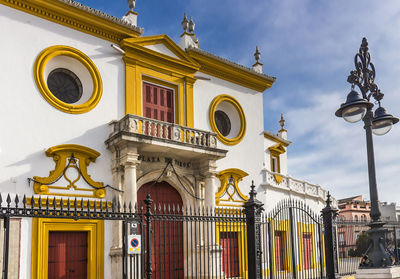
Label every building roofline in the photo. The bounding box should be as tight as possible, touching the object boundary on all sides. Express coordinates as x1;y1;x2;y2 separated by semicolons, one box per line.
263;131;291;147
1;0;143;43
186;46;276;92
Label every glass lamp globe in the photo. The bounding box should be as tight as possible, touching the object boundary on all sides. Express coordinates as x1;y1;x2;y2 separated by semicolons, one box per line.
372;106;399;135
342;105;367;123
372;119;393;135
335;89;372;123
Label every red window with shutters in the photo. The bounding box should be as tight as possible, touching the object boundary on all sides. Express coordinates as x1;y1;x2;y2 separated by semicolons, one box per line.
48;231;88;279
143;82;174;123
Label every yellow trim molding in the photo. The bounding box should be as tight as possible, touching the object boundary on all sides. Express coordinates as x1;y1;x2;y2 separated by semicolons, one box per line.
1;0;141;43
270;219;293;274
187;48;275;92
121;35;199;127
297;223;317;271
27;197;111;209
216;220;247;278
33;144;106;198
264;132;291;147
34;45;102;114
31;218;104;279
209;94;246;145
216;168;249;207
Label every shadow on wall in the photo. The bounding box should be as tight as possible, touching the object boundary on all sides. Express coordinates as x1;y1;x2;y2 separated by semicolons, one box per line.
0;124;115;199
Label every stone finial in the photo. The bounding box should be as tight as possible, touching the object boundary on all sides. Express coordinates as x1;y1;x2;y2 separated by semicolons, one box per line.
254;46;261;62
179;14;198;49
278;113;287;140
123;0;138;26
252;46;263;73
188;16;195;33
279;113;286;131
128;0;136;11
181;13;189;32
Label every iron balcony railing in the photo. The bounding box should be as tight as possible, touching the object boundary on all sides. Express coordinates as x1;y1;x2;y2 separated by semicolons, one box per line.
108;114;218;149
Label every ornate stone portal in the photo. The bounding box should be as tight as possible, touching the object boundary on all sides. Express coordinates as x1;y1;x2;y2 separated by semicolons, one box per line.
105;115;227;277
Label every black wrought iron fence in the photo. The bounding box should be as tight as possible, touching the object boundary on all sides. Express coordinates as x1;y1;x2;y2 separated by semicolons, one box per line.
335;220;369;276
0;188;342;279
260;200;326;279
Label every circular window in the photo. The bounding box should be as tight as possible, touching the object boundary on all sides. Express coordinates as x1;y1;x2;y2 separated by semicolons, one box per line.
34;45;102;114
214;110;231;137
47;68;83;104
209;95;246;145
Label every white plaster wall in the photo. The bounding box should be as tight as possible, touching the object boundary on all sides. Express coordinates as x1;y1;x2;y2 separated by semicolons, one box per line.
0;5;125;201
0;5;125;278
193;73;265;197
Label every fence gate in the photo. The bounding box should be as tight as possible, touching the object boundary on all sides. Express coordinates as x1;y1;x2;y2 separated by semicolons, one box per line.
261;200;326;279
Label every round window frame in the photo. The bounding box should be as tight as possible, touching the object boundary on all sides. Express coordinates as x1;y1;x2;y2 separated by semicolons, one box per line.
34;45;102;114
209;94;246;145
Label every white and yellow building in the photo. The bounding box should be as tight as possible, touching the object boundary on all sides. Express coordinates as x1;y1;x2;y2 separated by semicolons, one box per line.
0;0;332;278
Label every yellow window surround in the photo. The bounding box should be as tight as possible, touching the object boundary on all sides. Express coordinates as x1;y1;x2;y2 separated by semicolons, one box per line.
31;218;104;279
209;95;247;146
33;144;106;198
120;35;199;128
34;45;103;114
215;168;249;207
268;143;286;184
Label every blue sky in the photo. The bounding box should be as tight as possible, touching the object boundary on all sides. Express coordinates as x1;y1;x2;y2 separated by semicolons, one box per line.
77;0;400;204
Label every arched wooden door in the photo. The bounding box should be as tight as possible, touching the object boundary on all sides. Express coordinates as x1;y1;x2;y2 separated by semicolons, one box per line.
138;181;184;279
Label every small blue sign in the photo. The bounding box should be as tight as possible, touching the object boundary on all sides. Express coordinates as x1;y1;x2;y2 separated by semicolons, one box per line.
131;238;139;248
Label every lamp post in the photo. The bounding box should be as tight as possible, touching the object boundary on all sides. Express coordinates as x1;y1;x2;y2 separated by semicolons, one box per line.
335;37;399;268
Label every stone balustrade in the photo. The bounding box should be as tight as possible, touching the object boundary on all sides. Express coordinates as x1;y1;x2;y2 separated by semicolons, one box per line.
262;169;337;206
109;114;218;149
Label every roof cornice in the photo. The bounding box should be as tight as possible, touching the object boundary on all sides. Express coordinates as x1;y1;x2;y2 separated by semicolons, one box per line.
186;47;276;92
263;131;291;147
1;0;143;43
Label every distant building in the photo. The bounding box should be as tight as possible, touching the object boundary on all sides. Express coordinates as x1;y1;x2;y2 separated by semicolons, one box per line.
337;196;370;257
338;195;370;222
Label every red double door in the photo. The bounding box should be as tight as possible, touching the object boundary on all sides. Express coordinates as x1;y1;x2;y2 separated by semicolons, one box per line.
138;181;184;278
48;231;88;279
302;232;313;269
220;232;240;278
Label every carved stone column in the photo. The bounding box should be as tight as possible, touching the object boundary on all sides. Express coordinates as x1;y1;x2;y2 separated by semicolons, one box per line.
201;160;217;209
109;143;140;279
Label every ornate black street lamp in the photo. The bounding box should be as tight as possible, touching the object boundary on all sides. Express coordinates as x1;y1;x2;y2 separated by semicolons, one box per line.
335;37;398;268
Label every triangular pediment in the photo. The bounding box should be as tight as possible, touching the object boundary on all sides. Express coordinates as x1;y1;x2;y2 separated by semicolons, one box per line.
269;143;286;154
121;35;199;70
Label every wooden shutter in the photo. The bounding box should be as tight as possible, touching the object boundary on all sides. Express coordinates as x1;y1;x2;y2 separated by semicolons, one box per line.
143;82;174;123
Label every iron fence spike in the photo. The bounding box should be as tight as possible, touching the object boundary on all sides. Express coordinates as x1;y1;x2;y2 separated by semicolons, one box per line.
129;202;132;213
38;196;42;209
60;197;63;211
14;194;19;205
6;194;11;207
22;195;26;208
